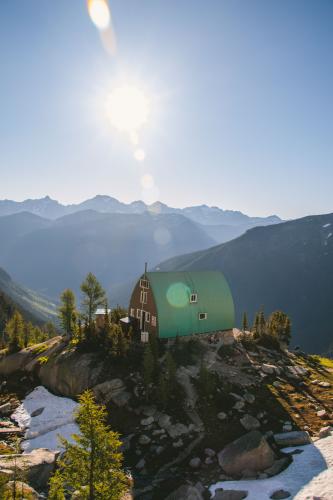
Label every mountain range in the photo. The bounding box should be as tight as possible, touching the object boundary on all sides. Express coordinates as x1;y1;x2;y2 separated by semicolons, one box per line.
0;195;281;302
0;195;281;228
156;213;333;354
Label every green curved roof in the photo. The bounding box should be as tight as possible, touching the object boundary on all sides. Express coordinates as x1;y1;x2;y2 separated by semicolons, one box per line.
147;271;234;338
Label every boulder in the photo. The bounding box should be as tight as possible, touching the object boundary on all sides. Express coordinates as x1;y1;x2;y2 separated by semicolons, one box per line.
141;416;154;426
138;435;151;445
213;490;248;500
38;349;105;397
317;409;327;418
234;401;245;411
165;484;204;500
135;458;146;470
243;393;255;404
270;490;291;499
318;381;331;388
31;407;44;417
189;457;201;468
158;414;171;429
319;426;332;439
261;364;277;375
0;448;58;489
274;431;311;447
167;423;189;439
0;403;12;416
264;457;290;476
2;481;39;499
240;414;260;431
218;431;276;477
93;379;130;407
218;412;227;421
204;448;216;457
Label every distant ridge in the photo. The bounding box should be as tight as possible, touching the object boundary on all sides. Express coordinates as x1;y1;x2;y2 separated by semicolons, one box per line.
0;195;281;227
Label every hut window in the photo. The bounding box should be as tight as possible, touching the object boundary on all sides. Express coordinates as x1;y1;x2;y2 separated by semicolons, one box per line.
145;312;151;322
140;291;148;303
136;309;141;319
141;331;149;343
140;279;150;289
199;312;207;320
130;308;135;317
151;315;157;327
190;293;197;303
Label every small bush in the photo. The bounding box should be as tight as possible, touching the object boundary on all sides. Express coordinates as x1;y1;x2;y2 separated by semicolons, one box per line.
37;356;49;365
218;344;235;357
239;333;257;351
31;344;48;355
257;333;281;351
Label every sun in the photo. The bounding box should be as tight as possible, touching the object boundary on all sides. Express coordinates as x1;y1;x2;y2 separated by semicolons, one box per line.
106;85;150;140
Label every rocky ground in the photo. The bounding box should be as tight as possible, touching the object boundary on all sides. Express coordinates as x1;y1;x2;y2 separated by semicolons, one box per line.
0;334;332;499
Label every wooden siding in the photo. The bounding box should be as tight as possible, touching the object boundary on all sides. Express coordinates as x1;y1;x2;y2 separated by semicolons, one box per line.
129;276;158;337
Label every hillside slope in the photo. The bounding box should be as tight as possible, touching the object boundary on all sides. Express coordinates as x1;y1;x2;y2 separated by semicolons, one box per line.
157;213;333;353
0;267;57;325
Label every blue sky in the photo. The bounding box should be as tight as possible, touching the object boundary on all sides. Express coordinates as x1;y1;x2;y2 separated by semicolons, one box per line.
1;0;332;219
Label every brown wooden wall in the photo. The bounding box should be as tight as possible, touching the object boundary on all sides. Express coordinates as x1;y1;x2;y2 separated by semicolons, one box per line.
129;276;158;337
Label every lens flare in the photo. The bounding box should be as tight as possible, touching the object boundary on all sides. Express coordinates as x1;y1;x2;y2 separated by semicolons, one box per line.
141;174;154;189
166;282;190;308
154;227;171;246
134;149;146;162
106;85;150;136
87;0;111;30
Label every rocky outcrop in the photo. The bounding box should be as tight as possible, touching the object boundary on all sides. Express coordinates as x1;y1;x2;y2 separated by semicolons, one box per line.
0;337;107;398
218;431;276;477
0;448;58;489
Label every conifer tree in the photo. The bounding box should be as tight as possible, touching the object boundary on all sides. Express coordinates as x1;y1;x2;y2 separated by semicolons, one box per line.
198;361;215;398
80;274;106;342
242;312;248;332
157;372;168;409
81;273;106;327
165;351;177;393
258;309;266;336
252;312;260;339
48;390;127;500
23;322;33;348
5;311;24;353
143;343;154;399
283;316;291;346
59;289;77;340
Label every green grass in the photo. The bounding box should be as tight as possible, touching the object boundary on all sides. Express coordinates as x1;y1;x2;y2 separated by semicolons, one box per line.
37;355;49;365
310;355;333;369
30;343;48;354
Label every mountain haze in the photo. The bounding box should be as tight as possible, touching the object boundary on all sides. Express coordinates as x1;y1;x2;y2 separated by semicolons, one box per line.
157;213;333;354
0;210;216;299
0;195;281;229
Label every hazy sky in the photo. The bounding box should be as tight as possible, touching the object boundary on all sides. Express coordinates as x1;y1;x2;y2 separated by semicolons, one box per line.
1;0;333;219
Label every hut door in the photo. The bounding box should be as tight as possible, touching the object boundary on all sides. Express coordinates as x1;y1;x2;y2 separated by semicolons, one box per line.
140;310;146;331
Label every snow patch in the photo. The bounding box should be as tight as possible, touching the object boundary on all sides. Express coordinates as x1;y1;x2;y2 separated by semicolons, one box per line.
210;435;333;500
322;223;331;228
11;386;79;452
